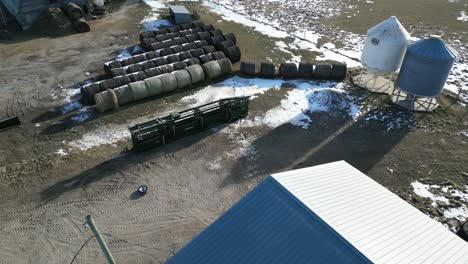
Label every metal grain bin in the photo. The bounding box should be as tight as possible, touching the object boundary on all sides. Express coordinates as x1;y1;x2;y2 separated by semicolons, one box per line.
361;16;411;73
396;37;457;97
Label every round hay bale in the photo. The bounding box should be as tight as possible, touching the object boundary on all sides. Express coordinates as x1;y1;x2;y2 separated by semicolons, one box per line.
190;48;205;58
109;68;126;77
186;64;205;84
214;40;234;51
180;23;193;30
113;75;131;87
298;63;314;79
194;40;208;48
203;45;216;54
170;45;183;54
121;57;136;67
182;42;198;51
144;67;162;78
196;32;211;41
114;85;133;106
156;34;170;42
144;76;164;97
279;63;298;78
141;38;157;50
105;60;122;71
154;28;168;35
179;30;192;37
199;54;214;64
95;89;118;113
223;46;241;63
191;20;205;28
158;64;174;74
208;35;225;46
152;57;168;67
202;61;222;80
167;32;181;39
171;61;188;71
145;51;159;60
81;83;100;105
168;25;181;33
64;3;83;20
184;58;200;66
161;40;176;49
240;61;256;76
314;64;332;79
179;51;193;60
159;48;172;56
126;64;143;74
138;60;155;70
158;73;178;93
99;79;117;91
166;54;181;63
129;81;149;101
140;31;155;41
223;33;237;44
173;69;192;89
210;29;223;37
186;34;199;43
331;64;347;80
128;71;147;82
133;54;147;63
217;58;232;75
259;62;276;78
150;42;166;51
211;51;226;60
190;27;203;34
202;24;215;32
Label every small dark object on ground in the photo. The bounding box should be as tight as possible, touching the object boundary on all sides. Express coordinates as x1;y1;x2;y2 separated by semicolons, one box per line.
138;185;149;195
240;61;256;76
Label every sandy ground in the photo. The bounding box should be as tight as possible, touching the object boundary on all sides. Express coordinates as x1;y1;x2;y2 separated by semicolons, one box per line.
0;0;467;263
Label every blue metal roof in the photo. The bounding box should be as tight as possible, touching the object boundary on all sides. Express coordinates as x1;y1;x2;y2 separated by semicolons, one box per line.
407;37;458;60
167;176;372;264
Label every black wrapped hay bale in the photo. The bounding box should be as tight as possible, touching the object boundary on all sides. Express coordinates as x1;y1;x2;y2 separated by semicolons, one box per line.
126;64;143;74
114;85;133;106
199;54;214;64
145;51;159;60
179;30;192;37
173;69;192;89
223;46;241;63
190;27;203;34
159;48;172;57
152;57;168;67
168;25;182;33
240;61;256;76
120;57;136;67
150;42;166;51
184;58;200;66
180;23;193;30
104;60;122;73
142;38;157;50
215;40;234;51
161;40;176;49
133;54;147;63
171;61;187;71
331;63;347;80
194;40;209;48
158;64;174;74
173;37;188;46
109;68;126;78
73;19;89;34
145;67;162;78
167;32;181;39
154;28;169;35
211;51;226;60
314;64;332;79
179;51;193;61
138;60;155;70
64;3;83;20
113;75;131;87
298;63;314;79
190;48;205;58
202;24;215;32
99;79;117;91
210;29;223;37
140;31;155;42
156;34;170;42
81;83;100;105
208;35;225;46
203;45;216;54
279;63;298;78
197;32;211;41
217;58;232;75
182;42;198;51
185;34;199;43
170;45;183;54
128;71;147;82
191;20;205;28
259;62;276;78
223;33;237;44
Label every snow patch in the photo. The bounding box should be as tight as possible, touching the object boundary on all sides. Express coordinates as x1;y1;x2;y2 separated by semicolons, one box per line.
68;124;130;151
55;148;68;156
457;11;468;22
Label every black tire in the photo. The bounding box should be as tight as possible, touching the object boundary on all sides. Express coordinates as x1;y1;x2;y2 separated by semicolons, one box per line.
208;35;225;46
190;48;205;58
109;67;127;77
202;24;215;32
331;63;347;80
170;45;183;54
223;46;241;63
211;51;226;60
171;61;188;71
126;64;143;74
133;54;147;63
194;40;208;48
184;58;200;66
158;64;174;74
150;42;166;51
99;79;117;91
240;61;256;76
215;40;234;51
210;29;223;36
167;32;181;39
159;48;172;56
128;71;147;82
168;25;181;33
191;20;205;28
298;63;314;79
113;75;131;87
196;32;211;41
223;33;237;44
190;27;203;34
314;64;332;79
259;62;276;78
145;67;162;77
139;60;155;70
182;42;198;51
145;51;159;60
156;34;170;42
179;51;193;60
203;45;216;54
179;30;191;37
279;63;298;78
199;54;214;64
180;23;193;30
152;57;168;67
166;54;181;63
186;34;199;43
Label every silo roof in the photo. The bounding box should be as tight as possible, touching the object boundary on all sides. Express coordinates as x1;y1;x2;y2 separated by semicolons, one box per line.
408;37;458;60
367;16;411;43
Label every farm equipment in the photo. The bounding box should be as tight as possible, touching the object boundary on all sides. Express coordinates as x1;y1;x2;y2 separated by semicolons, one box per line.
129;96;249;151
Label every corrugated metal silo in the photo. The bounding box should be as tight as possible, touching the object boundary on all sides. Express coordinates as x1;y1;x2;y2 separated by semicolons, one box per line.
361;16;411;73
396;37;457;97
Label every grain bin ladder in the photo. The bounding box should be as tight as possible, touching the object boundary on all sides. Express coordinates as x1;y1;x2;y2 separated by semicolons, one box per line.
130;96;250;151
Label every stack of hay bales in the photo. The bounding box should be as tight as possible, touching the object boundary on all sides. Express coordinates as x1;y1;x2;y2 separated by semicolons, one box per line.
63;3;90;33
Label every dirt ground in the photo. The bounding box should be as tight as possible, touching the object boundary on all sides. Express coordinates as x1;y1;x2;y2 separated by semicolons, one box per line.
0;0;467;263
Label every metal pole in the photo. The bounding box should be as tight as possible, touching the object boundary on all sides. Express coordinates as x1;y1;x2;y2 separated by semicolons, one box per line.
85;215;116;264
